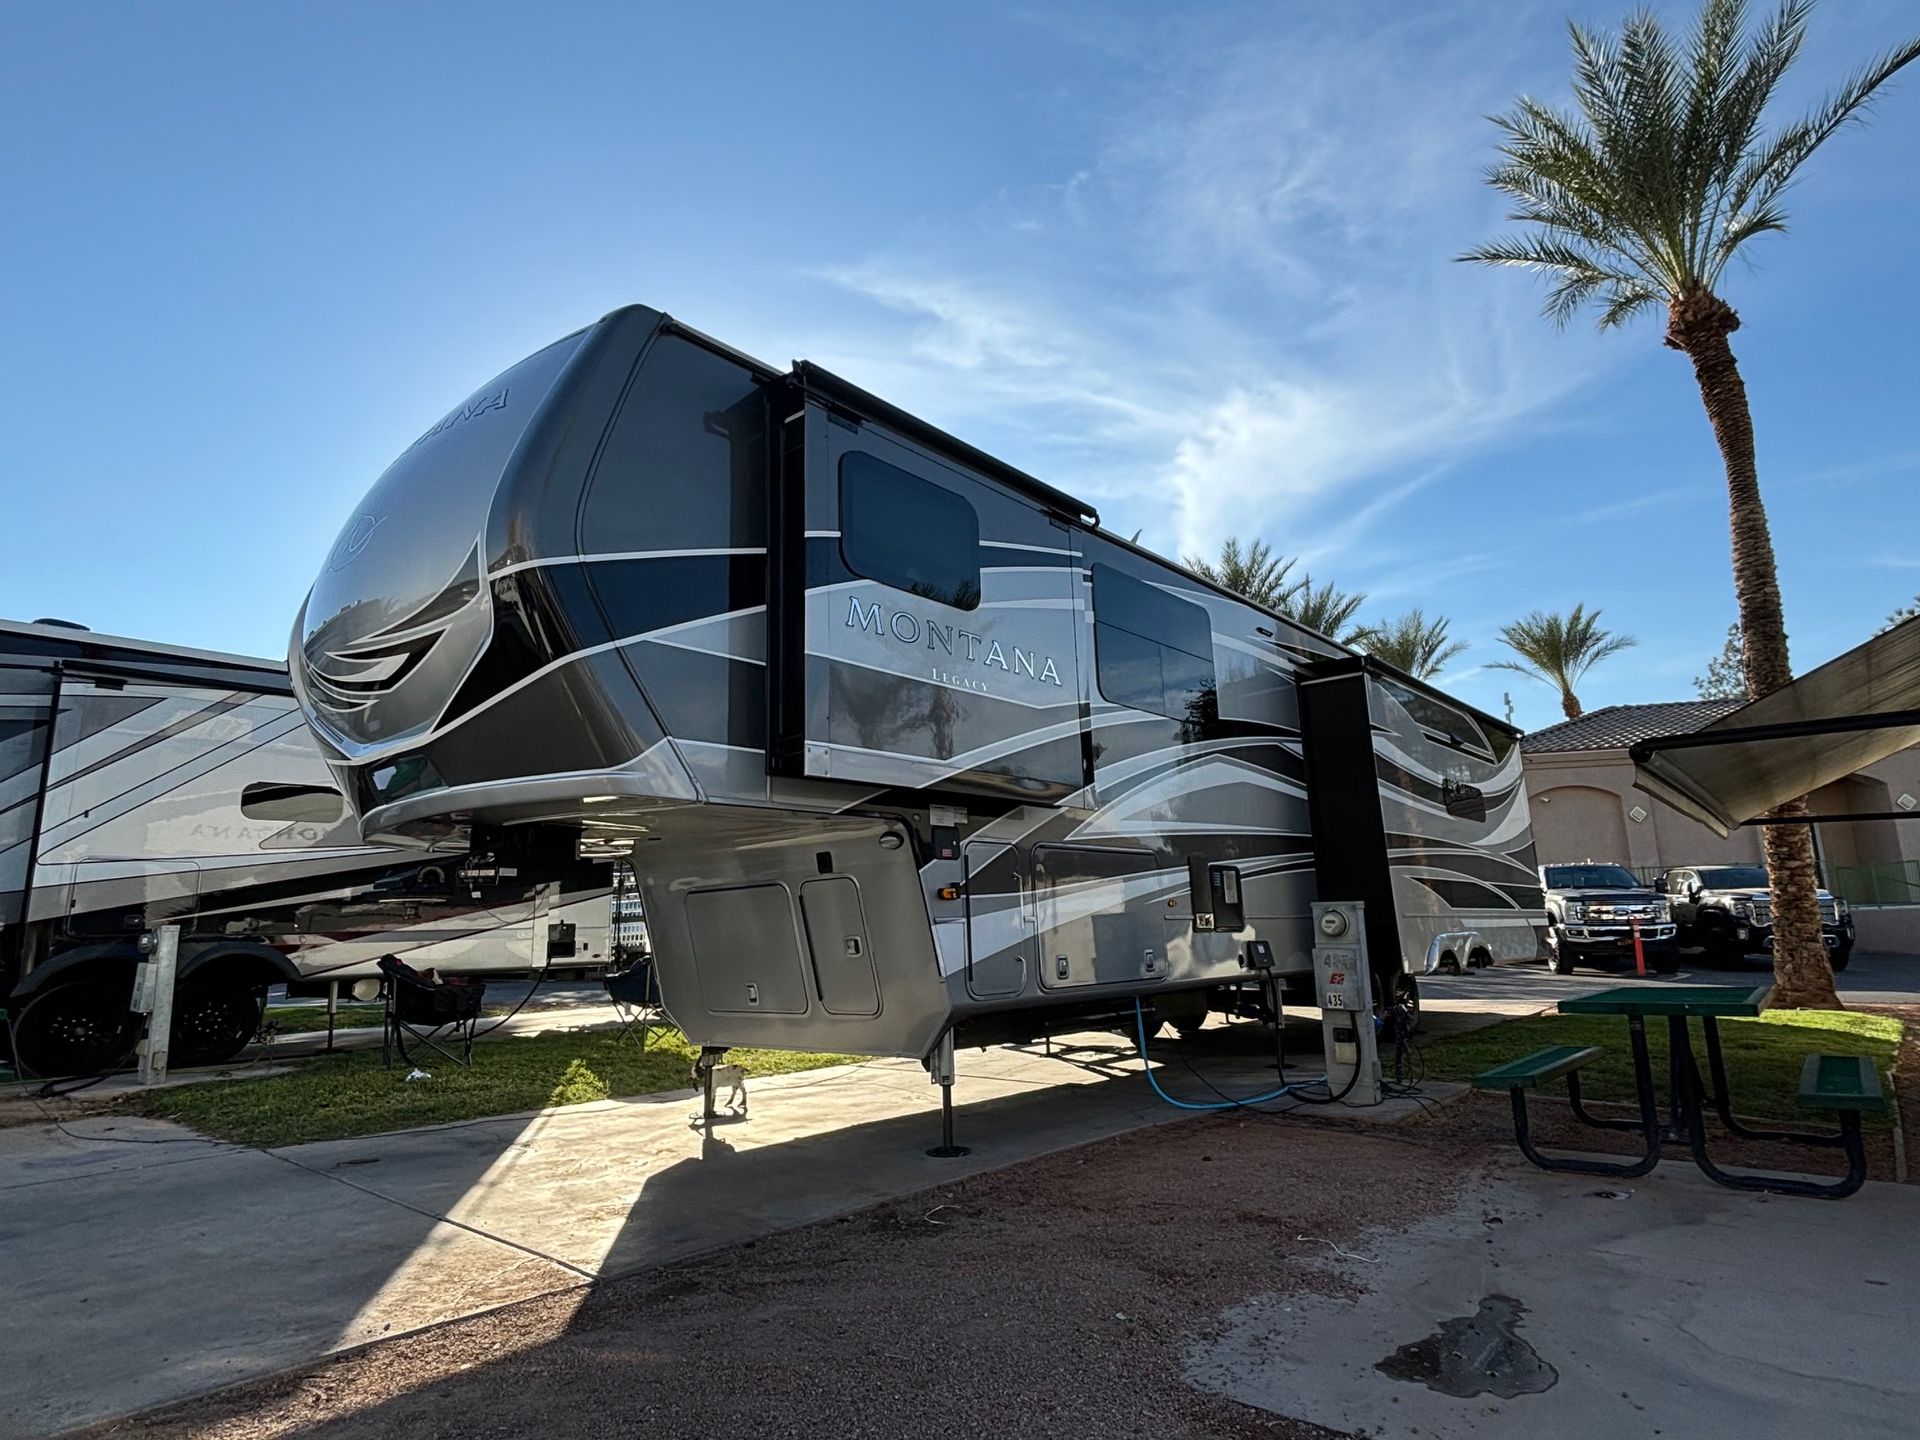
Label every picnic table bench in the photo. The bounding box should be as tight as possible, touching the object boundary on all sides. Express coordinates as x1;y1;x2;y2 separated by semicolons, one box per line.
1474;984;1884;1200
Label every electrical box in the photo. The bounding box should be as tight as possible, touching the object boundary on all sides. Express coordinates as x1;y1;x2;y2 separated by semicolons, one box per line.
1309;900;1381;1106
1186;857;1246;932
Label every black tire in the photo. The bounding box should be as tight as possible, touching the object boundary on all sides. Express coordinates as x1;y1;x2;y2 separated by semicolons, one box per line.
169;980;266;1067
1547;933;1577;975
1171;1014;1209;1041
1830;945;1853;974
1649;951;1681;976
11;979;139;1080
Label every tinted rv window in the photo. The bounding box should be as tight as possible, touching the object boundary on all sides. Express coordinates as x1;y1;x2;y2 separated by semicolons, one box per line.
839;453;981;609
1378;676;1492;760
241;782;345;824
1092;565;1217;722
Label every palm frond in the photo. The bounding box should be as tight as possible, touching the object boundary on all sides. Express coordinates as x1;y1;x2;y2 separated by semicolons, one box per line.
1469;0;1917;328
1711;28;1920;279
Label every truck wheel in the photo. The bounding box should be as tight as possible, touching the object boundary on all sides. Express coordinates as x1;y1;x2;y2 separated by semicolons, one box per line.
11;979;139;1079
169;980;266;1067
1650;952;1681;976
1546;933;1576;975
1830;946;1853;974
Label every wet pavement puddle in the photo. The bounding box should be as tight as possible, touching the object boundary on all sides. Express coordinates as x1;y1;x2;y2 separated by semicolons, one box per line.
1375;1294;1558;1399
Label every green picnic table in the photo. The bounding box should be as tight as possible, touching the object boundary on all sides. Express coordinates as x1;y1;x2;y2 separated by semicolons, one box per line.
1475;982;1882;1199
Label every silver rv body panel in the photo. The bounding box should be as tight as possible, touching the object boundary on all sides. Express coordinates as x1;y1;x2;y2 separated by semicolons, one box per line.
291;306;1544;1059
1;621;614;1004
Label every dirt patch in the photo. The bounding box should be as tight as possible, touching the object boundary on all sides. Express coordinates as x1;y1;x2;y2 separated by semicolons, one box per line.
75;1115;1480;1440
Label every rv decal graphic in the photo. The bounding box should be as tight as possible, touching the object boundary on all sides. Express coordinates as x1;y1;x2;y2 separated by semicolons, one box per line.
846;595;1063;689
404;386;510;456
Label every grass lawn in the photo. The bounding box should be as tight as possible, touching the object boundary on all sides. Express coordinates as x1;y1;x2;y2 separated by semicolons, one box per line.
128;1029;861;1147
1420;1008;1903;1130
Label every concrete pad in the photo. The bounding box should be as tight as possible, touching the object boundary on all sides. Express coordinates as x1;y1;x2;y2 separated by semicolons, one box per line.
2;1033;1336;1436
1188;1157;1920;1439
0;1116;581;1440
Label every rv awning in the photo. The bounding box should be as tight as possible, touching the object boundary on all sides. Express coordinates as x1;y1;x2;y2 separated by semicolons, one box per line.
1630;617;1920;837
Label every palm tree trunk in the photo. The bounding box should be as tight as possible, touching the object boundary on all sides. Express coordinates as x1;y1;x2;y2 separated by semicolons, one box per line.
1560;689;1582;721
1668;291;1838;1009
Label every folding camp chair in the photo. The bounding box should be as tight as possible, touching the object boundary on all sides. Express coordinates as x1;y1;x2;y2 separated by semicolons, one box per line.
379;954;486;1068
602;955;663;1050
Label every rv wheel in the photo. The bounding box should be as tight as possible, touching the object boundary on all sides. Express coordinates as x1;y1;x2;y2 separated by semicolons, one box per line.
169;981;267;1067
11;979;139;1080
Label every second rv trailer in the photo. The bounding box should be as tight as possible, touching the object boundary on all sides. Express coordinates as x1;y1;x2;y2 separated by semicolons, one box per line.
292;305;1545;1060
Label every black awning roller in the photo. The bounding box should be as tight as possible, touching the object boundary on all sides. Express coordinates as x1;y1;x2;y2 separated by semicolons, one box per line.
1630;617;1920;837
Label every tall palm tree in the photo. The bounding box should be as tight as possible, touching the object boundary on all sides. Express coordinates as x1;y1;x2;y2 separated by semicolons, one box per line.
1462;0;1917;1006
1286;577;1371;645
1185;537;1300;611
1361;609;1470;680
1490;605;1634;720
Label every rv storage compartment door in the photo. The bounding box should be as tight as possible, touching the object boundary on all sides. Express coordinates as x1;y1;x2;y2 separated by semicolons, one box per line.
1034;844;1161;991
799;877;880;1016
685;885;810;1015
776;403;1085;800
961;839;1030;1000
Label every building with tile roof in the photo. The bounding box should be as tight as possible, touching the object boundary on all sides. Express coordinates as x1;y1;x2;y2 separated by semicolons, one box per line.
1519;700;1920;952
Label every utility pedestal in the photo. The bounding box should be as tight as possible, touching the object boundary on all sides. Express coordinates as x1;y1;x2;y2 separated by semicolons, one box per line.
1310;901;1381;1107
131;924;180;1087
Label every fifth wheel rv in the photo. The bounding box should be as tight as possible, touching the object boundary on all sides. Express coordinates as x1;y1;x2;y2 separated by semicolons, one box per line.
1;620;614;1078
290;304;1545;1065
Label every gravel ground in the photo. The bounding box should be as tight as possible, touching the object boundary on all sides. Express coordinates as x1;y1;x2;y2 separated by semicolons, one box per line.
77;1114;1486;1440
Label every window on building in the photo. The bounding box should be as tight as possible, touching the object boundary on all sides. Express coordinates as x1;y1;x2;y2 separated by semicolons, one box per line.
241;782;345;824
1092;565;1217;722
839;452;981;610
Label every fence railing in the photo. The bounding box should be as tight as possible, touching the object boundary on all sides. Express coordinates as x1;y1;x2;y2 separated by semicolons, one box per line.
1832;859;1920;906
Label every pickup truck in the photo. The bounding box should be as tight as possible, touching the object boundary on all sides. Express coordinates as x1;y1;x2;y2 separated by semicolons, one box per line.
1658;864;1855;970
1539;863;1680;976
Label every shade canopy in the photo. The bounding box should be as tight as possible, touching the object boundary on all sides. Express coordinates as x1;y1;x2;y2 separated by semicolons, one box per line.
1630;617;1920;837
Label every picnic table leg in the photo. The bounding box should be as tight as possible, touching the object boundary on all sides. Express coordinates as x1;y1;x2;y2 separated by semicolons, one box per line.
1508;1016;1662;1178
1565;1014;1661;1134
1684;1086;1869;1199
1697;1016;1845;1148
1664;1015;1693;1143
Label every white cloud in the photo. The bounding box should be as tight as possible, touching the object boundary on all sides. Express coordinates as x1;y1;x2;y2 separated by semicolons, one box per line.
801;6;1605;580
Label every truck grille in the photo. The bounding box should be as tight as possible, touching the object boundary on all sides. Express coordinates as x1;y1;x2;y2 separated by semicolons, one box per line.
1587;903;1659;922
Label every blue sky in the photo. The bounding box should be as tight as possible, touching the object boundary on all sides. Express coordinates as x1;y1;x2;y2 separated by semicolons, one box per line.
2;0;1915;732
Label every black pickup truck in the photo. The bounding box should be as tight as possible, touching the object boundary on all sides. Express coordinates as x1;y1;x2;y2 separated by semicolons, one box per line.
1658;864;1855;970
1539;863;1680;976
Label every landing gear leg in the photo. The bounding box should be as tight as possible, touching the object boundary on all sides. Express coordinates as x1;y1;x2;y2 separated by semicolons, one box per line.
926;1029;969;1159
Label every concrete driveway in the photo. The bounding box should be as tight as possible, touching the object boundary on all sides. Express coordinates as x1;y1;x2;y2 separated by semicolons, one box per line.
1;1034;1300;1438
1190;1154;1920;1439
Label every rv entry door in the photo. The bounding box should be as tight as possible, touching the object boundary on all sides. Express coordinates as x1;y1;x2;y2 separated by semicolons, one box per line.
961;839;1030;999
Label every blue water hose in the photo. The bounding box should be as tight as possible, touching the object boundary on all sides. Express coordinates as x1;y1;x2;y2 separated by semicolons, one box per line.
1131;997;1307;1110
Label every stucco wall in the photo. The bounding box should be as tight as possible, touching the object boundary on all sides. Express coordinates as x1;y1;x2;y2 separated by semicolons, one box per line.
1521;745;1920;886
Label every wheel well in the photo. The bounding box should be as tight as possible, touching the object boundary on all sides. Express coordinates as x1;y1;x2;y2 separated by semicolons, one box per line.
177;946;298;993
1469;946;1493;965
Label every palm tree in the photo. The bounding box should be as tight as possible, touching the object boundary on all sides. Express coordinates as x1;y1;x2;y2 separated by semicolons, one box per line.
1490;605;1634;720
1186;537;1300;611
1462;0;1917;1006
1286;577;1370;645
1361;609;1470;680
